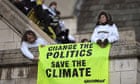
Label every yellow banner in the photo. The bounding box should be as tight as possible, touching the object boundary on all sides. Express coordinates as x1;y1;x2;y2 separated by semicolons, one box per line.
37;43;110;84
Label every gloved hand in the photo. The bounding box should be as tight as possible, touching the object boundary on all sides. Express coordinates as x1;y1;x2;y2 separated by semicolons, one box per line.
97;39;109;48
102;39;109;48
97;39;102;46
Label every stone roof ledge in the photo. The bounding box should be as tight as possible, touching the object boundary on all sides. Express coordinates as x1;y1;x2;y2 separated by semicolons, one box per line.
0;48;38;67
0;41;140;67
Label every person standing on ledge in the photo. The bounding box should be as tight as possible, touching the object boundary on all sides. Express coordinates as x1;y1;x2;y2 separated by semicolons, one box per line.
21;30;48;61
91;11;119;48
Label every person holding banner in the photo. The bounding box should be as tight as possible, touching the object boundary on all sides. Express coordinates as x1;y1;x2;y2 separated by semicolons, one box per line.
21;30;48;61
91;11;119;48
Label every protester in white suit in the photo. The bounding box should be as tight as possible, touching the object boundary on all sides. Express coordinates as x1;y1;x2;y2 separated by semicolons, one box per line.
91;11;119;48
21;30;48;60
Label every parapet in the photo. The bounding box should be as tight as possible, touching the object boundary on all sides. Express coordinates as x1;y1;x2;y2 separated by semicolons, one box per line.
0;42;139;67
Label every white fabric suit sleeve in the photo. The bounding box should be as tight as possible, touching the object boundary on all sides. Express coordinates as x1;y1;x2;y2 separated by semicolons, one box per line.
38;38;48;45
20;42;34;59
108;24;119;43
91;28;99;43
68;35;75;41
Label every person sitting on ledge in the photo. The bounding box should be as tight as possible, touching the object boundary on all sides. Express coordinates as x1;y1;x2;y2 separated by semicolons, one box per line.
91;11;119;48
20;30;48;61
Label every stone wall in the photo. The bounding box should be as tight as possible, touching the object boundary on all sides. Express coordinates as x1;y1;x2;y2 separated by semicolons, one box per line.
77;0;140;42
110;58;137;84
137;52;140;84
0;20;21;50
0;48;38;84
0;65;37;84
0;59;138;84
0;42;139;84
0;29;140;84
0;0;140;84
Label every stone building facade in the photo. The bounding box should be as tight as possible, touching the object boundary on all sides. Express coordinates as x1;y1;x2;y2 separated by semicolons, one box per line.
0;0;140;84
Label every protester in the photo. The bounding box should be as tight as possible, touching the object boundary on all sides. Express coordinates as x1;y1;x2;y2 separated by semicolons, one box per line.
56;29;76;43
20;30;48;60
12;0;28;15
33;0;54;36
91;11;119;48
81;38;89;43
48;1;59;16
11;0;76;44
